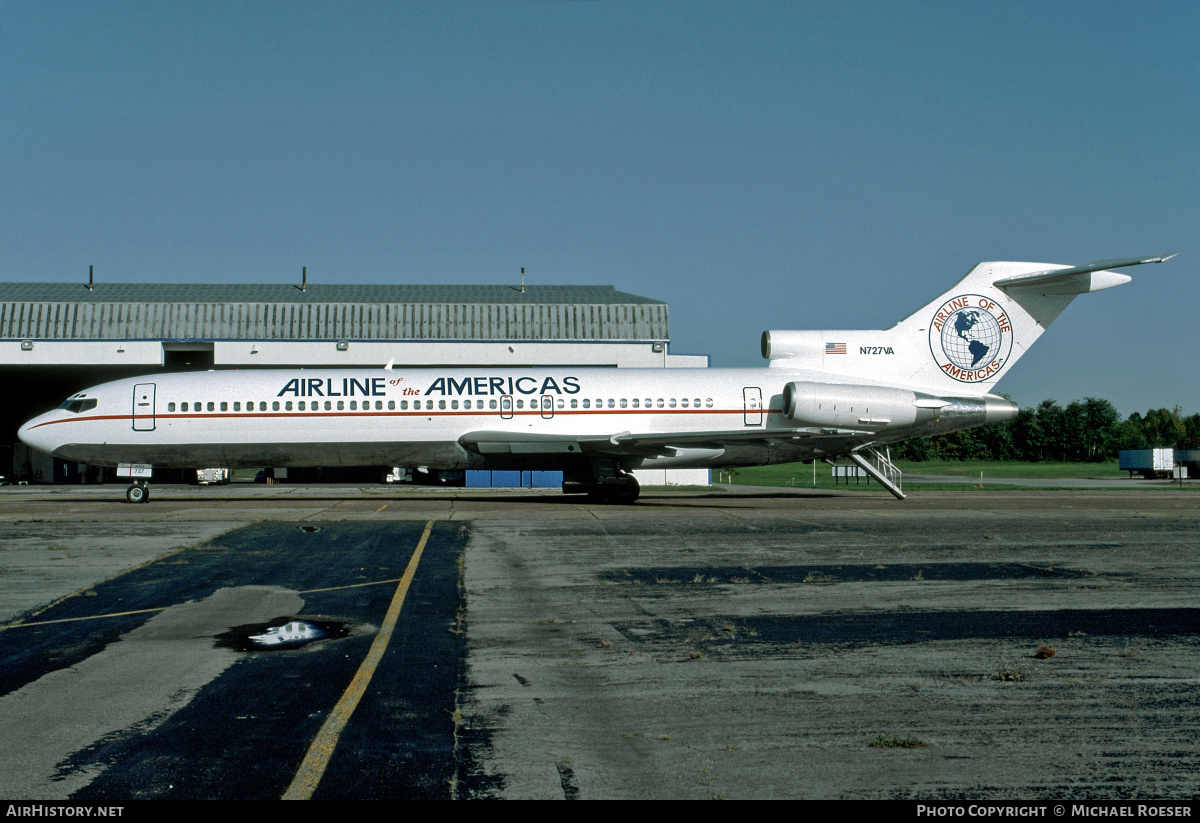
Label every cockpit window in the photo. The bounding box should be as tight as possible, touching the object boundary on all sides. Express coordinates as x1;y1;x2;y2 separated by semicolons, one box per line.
58;397;98;413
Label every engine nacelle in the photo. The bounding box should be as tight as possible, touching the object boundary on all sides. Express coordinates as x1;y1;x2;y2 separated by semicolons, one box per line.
782;381;928;429
762;330;824;361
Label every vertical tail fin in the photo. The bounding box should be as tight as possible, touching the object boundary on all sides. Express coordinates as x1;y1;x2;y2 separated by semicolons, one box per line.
763;255;1175;395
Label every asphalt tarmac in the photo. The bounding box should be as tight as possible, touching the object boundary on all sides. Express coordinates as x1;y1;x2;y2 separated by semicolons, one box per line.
0;484;1197;800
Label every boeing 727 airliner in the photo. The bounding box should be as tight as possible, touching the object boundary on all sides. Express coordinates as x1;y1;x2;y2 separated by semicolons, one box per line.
18;255;1175;503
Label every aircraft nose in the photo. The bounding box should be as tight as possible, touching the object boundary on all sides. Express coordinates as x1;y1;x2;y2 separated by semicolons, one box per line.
18;414;56;454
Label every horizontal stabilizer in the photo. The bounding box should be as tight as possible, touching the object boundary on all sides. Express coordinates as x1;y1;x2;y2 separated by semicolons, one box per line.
993;254;1176;293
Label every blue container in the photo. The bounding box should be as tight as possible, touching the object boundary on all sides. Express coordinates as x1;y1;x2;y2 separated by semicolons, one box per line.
465;470;492;488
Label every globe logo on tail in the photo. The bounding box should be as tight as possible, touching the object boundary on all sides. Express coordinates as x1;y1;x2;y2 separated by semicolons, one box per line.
928;295;1013;383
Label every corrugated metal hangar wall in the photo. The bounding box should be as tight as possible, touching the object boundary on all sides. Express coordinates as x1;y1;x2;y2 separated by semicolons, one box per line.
0;283;669;343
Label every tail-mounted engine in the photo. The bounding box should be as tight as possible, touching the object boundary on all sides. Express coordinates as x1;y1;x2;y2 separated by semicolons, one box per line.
781;381;1018;432
781;381;943;430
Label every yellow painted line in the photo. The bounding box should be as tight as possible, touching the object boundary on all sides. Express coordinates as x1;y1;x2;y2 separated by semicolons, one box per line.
283;518;437;801
375;504;388;512
1;606;167;631
298;578;404;595
1;575;418;631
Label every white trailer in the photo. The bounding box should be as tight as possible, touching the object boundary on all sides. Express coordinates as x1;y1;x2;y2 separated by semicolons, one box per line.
1118;449;1175;479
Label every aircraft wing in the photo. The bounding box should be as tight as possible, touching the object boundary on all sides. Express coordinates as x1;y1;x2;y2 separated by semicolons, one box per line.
459;427;877;460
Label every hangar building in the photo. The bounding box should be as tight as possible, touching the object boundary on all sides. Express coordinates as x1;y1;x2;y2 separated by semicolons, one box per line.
0;278;708;487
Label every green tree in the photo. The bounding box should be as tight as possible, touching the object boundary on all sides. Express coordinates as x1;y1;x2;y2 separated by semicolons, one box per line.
1182;414;1200;450
1112;416;1148;453
1034;399;1067;461
1140;407;1187;448
890;398;1192;463
1007;406;1041;461
1071;397;1120;461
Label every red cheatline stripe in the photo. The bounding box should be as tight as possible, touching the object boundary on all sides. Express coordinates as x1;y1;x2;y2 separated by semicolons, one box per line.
32;408;783;428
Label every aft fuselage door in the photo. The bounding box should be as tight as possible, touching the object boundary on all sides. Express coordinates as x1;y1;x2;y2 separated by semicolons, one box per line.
500;395;514;420
743;387;763;426
132;383;156;431
540;394;555;419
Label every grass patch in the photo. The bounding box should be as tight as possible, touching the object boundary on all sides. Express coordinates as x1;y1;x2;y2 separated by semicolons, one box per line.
723;459;1150;491
994;660;1031;682
802;571;839;584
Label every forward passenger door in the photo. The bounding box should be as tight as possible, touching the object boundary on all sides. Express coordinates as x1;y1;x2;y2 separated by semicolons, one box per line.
132;383;156;431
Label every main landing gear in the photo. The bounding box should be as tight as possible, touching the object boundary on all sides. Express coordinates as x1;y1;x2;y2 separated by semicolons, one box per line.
564;466;641;504
587;474;640;504
125;480;150;504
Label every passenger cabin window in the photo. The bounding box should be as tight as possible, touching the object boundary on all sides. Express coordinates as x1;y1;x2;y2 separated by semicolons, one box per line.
168;402;176;412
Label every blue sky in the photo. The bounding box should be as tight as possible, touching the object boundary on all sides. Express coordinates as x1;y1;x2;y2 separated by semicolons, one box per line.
1;1;1196;417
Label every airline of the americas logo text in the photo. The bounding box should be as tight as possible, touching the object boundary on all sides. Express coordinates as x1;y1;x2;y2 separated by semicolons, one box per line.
928;294;1013;383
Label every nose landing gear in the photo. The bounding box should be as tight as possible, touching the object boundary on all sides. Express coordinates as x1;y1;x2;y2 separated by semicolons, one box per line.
125;481;150;504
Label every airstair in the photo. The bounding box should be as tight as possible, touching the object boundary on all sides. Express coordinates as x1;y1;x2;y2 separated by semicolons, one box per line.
848;446;905;500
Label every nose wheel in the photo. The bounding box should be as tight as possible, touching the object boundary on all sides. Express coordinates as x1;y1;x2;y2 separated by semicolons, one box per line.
125;481;150;504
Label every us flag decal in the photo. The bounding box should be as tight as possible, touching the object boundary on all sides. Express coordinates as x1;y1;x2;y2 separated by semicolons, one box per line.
825;342;846;354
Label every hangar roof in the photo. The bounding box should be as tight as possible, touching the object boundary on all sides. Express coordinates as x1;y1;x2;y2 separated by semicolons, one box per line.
0;282;664;305
0;283;668;341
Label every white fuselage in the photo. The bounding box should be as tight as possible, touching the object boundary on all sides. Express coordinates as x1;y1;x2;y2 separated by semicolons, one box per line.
17;366;1013;473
